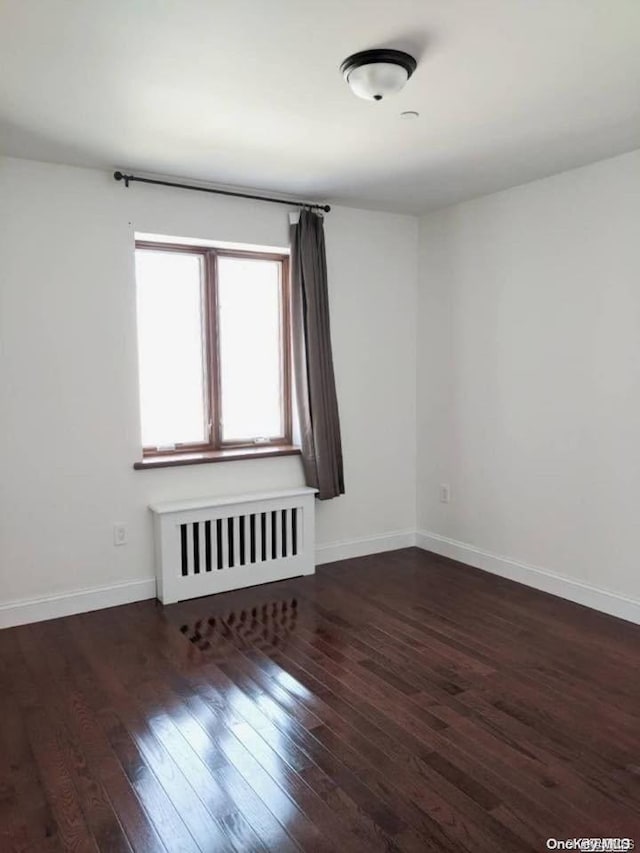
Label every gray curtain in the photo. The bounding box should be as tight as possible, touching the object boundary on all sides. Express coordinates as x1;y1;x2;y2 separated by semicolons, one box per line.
290;210;344;500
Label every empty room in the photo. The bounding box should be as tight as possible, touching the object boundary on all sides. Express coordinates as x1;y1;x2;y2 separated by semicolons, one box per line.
1;1;639;850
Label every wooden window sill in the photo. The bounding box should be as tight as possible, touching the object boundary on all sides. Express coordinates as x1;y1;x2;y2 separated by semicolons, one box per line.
133;445;301;470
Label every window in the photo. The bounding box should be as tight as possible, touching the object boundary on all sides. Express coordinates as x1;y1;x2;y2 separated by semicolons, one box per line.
134;240;294;466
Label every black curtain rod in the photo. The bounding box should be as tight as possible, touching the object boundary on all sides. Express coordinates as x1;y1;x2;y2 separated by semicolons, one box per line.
113;171;331;212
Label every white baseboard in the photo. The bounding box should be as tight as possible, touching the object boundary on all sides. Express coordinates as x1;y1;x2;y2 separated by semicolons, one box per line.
0;578;157;630
0;534;415;629
4;531;638;629
316;529;416;565
416;530;640;626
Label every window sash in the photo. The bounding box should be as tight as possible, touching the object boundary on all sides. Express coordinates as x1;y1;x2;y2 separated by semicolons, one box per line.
135;241;292;456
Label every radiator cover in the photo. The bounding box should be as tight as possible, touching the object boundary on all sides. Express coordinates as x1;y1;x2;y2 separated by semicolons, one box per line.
149;487;317;604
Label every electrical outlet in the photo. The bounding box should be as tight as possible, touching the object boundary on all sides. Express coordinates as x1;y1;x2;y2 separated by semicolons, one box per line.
439;484;451;504
113;524;127;546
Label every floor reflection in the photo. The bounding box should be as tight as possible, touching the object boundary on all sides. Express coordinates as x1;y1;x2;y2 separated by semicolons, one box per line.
179;597;298;657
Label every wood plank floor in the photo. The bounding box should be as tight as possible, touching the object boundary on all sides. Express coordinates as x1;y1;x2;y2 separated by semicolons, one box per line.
1;547;639;852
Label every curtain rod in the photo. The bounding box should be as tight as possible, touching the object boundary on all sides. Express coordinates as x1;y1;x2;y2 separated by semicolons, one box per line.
113;171;331;212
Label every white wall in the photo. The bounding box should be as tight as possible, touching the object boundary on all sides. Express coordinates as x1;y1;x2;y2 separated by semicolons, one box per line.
417;149;640;609
0;156;417;612
6;148;638;625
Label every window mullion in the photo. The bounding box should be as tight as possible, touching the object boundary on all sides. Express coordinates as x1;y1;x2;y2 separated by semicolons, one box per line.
206;250;223;450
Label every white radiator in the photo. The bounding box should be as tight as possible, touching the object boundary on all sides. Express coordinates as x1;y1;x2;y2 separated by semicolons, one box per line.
149;487;317;604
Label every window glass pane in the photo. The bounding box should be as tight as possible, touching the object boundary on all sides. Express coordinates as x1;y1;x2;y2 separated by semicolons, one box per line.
217;256;284;442
135;249;207;447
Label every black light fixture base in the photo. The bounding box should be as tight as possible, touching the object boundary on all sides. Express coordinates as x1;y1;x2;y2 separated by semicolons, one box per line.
340;49;417;81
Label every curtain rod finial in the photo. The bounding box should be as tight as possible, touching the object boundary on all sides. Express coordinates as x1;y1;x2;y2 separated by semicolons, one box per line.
113;170;131;187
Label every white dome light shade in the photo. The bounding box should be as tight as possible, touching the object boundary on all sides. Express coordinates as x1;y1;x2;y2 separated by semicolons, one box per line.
340;49;417;102
347;63;409;101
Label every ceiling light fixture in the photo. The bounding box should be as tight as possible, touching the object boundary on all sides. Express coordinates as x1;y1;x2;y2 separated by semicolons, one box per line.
340;49;417;102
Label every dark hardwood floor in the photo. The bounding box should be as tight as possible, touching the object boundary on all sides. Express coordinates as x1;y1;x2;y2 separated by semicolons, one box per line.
1;547;639;852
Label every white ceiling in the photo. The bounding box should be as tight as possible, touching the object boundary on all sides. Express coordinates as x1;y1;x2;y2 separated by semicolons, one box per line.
1;0;639;213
